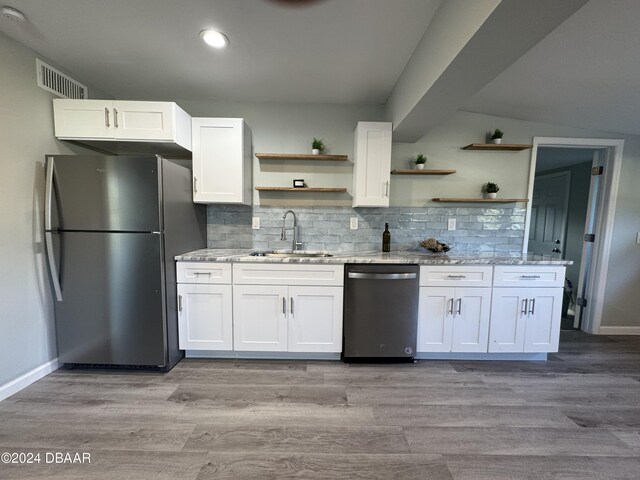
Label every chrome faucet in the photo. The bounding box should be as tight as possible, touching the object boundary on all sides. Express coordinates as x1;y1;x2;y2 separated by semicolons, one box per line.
281;209;302;251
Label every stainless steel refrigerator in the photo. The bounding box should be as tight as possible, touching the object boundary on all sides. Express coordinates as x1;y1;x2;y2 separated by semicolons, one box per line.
44;155;206;370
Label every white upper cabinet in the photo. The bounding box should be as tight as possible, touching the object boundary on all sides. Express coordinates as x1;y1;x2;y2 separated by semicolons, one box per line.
352;121;392;207
191;118;252;205
53;99;192;151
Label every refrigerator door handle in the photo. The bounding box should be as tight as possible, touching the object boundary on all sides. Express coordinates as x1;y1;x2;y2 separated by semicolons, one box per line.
45;157;63;301
45;231;63;301
45;157;54;231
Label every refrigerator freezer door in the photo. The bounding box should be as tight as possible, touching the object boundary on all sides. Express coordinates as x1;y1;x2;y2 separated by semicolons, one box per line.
47;155;161;232
54;231;167;366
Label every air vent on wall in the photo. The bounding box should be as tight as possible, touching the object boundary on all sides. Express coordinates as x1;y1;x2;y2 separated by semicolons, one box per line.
36;59;87;99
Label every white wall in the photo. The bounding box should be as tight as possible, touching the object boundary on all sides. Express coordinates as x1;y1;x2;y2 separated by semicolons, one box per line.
0;32;110;386
601;135;640;327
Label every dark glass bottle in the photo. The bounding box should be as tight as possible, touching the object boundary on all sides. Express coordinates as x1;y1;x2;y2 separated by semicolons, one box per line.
382;223;391;252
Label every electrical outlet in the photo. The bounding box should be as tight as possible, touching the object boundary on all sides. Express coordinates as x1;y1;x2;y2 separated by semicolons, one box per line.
448;218;456;231
350;217;358;230
252;217;260;230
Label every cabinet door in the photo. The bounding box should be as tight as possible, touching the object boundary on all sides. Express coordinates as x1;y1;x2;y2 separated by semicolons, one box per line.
489;288;528;353
524;288;562;353
233;285;288;351
288;286;343;353
192;118;249;204
177;284;233;351
451;287;491;353
53;99;114;139
113;101;175;141
352;122;392;207
417;287;454;352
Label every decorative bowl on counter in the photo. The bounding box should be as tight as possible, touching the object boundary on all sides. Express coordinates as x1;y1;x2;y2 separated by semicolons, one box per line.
419;238;452;253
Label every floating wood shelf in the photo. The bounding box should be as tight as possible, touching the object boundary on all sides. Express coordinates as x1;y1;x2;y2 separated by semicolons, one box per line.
391;169;456;175
432;197;529;203
462;144;532;151
255;153;349;161
256;187;347;193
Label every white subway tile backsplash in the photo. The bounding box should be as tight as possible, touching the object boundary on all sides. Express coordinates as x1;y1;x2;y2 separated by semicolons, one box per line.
206;205;526;253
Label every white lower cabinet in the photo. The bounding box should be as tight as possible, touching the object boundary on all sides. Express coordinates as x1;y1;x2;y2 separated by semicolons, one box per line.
177;284;233;350
417;286;491;353
232;264;344;353
232;285;288;352
489;287;562;353
232;284;343;353
288;286;343;353
176;262;233;351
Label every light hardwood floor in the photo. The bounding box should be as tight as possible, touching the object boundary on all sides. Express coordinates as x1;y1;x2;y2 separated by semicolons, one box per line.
1;331;640;479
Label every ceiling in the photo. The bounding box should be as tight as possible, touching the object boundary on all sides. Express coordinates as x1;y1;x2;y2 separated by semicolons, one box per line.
2;0;640;137
462;0;640;136
0;0;441;104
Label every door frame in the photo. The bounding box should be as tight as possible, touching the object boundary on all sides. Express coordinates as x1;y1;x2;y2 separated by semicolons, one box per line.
524;137;624;334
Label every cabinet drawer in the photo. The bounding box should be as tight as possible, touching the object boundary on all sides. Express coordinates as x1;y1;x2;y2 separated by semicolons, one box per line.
493;266;564;288
177;262;231;284
419;266;493;287
233;263;343;286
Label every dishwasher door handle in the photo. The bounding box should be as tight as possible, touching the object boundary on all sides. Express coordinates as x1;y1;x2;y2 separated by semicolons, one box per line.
348;272;417;280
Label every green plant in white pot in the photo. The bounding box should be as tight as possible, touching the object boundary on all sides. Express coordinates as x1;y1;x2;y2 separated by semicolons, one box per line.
483;181;500;199
491;129;504;145
311;138;325;155
414;153;427;170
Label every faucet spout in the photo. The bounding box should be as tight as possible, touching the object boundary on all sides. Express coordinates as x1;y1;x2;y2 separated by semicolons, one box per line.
282;210;301;251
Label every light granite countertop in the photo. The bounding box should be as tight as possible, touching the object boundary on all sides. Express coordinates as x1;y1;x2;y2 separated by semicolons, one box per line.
175;249;573;265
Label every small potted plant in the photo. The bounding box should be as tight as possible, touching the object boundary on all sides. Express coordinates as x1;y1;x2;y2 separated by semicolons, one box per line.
483;181;500;199
311;138;325;155
491;129;504;145
414;153;427;170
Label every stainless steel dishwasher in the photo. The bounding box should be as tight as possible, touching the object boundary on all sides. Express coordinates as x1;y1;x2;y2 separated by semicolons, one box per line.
343;264;419;362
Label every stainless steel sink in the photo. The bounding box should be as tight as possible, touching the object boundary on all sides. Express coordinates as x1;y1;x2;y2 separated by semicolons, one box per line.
250;250;333;258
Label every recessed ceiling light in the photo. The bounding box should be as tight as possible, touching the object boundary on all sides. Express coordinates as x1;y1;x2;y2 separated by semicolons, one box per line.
1;5;27;23
200;29;229;49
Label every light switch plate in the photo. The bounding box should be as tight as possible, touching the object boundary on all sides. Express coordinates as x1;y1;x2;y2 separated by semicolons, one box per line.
448;218;456;231
252;217;260;230
350;217;358;230
637;232;640;244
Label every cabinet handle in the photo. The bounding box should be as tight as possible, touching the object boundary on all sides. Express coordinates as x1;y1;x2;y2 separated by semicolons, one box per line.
193;177;198;194
528;298;536;315
384;181;389;197
290;297;294;316
521;299;528;315
456;298;462;315
520;275;541;279
282;297;286;315
178;295;182;312
104;107;110;127
114;108;119;128
193;271;211;276
447;275;466;279
448;298;454;315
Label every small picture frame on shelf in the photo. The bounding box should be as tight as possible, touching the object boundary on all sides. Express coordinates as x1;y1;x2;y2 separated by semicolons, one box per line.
293;179;305;188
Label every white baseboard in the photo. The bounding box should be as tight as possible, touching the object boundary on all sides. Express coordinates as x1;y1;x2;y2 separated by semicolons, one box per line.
598;326;640;335
0;358;59;402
